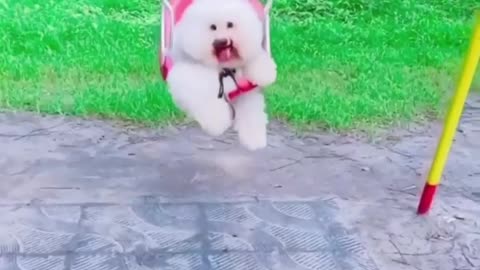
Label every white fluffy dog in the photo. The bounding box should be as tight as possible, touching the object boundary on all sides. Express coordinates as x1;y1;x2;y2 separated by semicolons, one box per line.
166;0;277;150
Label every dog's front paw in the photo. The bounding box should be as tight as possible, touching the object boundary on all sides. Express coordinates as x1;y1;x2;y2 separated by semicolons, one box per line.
199;116;231;137
244;53;277;87
196;103;233;137
236;115;268;151
238;127;267;151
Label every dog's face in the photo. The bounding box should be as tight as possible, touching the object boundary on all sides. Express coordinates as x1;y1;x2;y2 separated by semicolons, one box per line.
173;0;264;68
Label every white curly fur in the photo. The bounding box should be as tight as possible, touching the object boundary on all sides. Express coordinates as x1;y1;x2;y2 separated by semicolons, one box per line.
166;0;277;150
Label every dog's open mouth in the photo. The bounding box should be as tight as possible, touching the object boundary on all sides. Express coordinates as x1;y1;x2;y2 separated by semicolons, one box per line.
213;39;239;62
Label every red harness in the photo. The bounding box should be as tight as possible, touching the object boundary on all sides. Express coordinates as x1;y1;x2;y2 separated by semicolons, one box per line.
159;0;265;102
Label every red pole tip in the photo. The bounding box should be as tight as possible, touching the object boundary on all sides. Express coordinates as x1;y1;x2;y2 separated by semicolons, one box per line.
417;183;438;215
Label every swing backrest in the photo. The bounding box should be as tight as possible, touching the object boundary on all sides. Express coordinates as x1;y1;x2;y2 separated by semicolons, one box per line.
159;0;272;79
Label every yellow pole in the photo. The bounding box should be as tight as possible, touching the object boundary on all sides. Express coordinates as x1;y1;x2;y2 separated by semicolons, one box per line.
417;13;480;215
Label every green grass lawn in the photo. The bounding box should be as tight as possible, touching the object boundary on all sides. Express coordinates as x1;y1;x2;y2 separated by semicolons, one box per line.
0;0;479;129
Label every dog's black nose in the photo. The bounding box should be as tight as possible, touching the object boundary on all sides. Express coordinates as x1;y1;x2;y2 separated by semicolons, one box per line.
213;39;229;49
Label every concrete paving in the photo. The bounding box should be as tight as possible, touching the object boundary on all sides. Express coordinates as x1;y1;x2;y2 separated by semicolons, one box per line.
1;96;480;269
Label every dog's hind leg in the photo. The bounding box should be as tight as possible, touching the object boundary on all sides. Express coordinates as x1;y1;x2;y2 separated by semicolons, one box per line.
232;90;268;150
167;62;233;136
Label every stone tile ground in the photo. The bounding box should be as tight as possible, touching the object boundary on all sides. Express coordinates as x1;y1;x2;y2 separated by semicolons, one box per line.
1;96;480;269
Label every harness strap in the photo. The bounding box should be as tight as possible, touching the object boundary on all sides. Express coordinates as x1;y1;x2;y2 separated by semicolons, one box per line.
218;68;238;98
218;68;238;119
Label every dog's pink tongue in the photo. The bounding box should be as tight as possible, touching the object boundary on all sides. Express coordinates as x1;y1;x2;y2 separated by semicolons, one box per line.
218;49;232;62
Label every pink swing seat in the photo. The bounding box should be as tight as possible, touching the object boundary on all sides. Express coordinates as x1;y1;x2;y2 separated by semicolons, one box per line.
159;0;272;101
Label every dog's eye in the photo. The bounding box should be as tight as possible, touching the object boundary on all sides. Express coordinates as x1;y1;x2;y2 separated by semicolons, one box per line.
227;22;234;28
210;24;217;31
